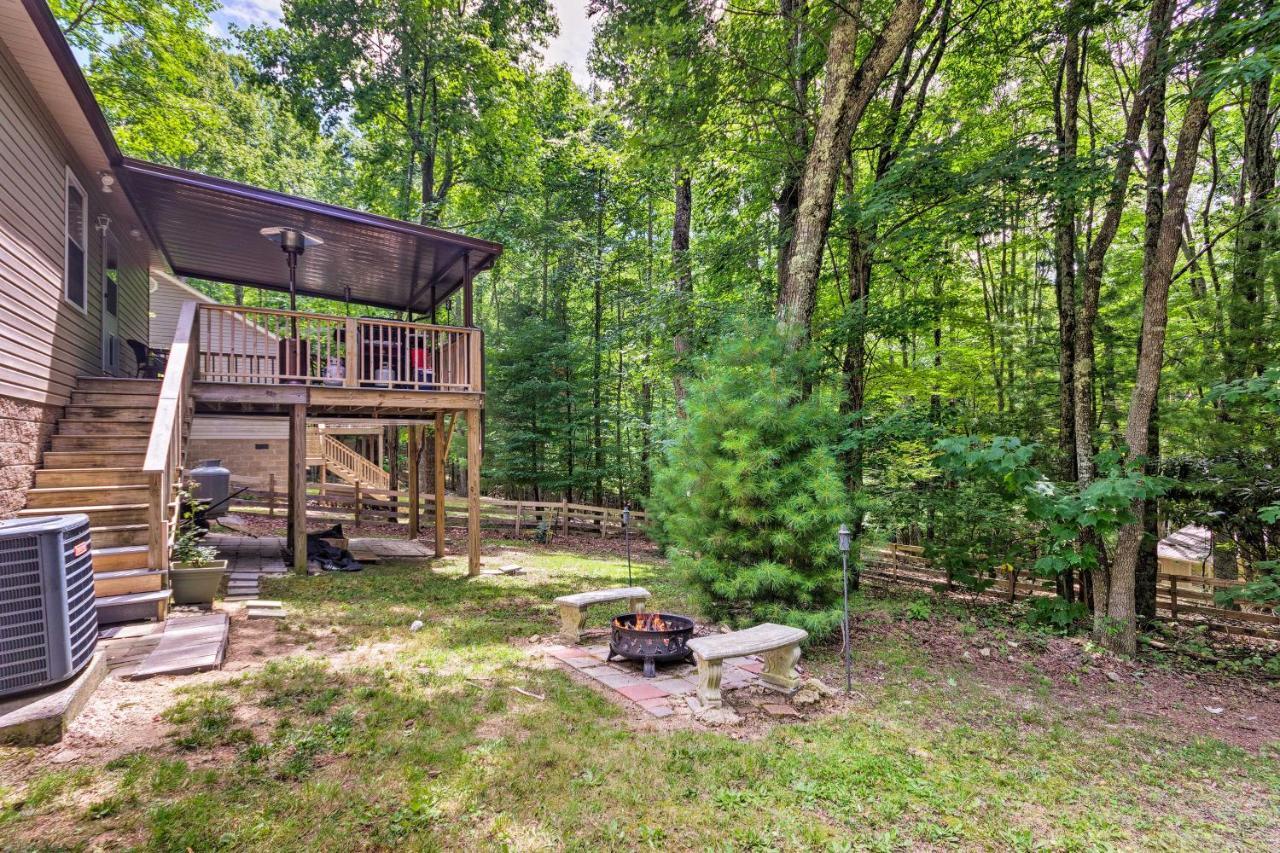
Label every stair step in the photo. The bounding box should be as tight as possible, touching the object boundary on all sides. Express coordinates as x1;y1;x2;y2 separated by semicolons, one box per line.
88;524;149;548
94;590;169;626
56;420;152;436
63;405;156;422
94;568;167;597
92;544;150;572
76;377;162;393
71;390;161;406
17;503;149;526
34;467;149;488
24;484;151;509
42;450;147;469
51;435;149;451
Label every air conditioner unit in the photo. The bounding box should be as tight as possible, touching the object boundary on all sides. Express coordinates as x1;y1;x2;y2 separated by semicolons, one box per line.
0;514;98;698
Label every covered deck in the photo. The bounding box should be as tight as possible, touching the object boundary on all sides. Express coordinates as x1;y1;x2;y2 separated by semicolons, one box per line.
118;159;500;577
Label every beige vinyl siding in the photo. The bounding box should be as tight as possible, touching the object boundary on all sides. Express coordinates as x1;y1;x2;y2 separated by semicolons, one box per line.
190;415;289;440
149;273;209;348
0;38;150;405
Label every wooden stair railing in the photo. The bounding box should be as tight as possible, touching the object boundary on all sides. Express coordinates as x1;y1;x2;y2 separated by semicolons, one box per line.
143;300;199;572
319;433;390;490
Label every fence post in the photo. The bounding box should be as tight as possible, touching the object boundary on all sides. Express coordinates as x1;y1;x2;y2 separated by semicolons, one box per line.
267;473;276;518
600;509;607;539
515;501;522;536
1169;575;1178;622
561;499;569;536
354;480;362;527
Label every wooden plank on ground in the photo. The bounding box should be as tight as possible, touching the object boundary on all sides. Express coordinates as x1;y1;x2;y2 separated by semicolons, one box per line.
129;613;229;680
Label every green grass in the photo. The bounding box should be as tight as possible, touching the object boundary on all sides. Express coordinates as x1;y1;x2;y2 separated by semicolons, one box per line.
1;545;1276;851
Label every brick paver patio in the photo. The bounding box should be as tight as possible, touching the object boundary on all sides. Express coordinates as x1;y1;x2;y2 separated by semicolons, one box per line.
546;642;765;719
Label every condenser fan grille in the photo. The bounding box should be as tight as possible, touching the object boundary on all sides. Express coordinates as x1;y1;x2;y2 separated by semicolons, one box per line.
0;533;50;694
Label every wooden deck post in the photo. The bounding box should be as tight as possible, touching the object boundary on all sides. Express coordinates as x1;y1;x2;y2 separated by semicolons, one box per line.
408;425;420;540
288;403;307;575
354;481;362;527
267;473;276;518
434;412;446;558
466;408;481;575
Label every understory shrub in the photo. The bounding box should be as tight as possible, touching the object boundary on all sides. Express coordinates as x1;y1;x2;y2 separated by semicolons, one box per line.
651;322;849;638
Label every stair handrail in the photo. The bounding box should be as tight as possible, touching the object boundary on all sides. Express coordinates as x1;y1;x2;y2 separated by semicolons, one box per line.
322;433;389;490
143;300;199;571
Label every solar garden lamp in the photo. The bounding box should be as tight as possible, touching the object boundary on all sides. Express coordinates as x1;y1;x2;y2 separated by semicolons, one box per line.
838;523;853;696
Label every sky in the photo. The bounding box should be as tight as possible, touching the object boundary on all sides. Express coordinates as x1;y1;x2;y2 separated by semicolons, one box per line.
213;0;595;87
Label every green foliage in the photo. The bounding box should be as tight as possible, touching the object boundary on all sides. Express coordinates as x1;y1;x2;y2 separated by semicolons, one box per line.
651;322;849;637
933;436;1170;611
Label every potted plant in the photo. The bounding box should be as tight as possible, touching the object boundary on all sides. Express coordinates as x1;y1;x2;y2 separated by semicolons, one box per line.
169;491;227;606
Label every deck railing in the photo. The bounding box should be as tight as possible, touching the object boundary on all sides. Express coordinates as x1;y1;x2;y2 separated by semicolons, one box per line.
143;300;198;571
193;303;482;392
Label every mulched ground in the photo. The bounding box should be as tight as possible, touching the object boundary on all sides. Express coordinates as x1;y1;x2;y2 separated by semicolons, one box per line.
218;515;663;560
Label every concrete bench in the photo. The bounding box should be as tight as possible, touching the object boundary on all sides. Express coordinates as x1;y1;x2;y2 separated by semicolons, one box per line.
554;587;651;642
687;623;808;708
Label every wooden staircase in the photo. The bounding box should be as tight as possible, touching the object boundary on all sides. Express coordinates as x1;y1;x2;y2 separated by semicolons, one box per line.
18;377;171;625
313;430;390;490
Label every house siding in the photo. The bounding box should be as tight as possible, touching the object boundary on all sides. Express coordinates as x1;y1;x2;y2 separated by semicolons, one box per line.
0;38;152;516
149;274;209;349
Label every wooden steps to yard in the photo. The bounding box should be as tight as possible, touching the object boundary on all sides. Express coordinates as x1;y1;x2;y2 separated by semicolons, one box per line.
41;451;147;469
19;376;169;625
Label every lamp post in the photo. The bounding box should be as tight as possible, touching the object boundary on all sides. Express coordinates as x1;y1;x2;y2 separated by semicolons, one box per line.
260;227;323;383
838;523;852;696
622;505;632;586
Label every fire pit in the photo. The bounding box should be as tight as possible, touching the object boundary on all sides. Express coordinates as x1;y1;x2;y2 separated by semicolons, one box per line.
607;612;695;677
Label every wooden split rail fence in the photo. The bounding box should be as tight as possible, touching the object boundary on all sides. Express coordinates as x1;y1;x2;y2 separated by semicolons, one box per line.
229;477;646;539
863;543;1279;642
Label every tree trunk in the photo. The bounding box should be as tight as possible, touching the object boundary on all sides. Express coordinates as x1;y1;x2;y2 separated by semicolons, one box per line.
775;0;811;291
1228;72;1276;378
1109;92;1211;656
671;170;693;407
592;168;605;506
1075;0;1172;487
776;0;924;340
1053;22;1082;482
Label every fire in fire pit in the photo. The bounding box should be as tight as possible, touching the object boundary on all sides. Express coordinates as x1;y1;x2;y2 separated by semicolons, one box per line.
607;612;695;677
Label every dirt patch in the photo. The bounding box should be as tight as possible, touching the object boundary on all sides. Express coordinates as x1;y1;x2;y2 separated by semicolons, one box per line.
816;601;1280;752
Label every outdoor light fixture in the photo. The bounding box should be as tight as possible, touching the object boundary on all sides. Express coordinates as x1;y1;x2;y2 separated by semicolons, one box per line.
838;523;852;696
622;505;632;587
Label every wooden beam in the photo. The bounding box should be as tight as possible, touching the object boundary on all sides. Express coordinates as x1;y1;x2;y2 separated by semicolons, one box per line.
463;254;473;327
407;425;420;540
442;412;458;458
288;402;307;575
434;412;446;558
466;407;481;576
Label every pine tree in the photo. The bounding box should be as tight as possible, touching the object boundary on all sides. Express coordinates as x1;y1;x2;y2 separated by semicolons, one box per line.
652;322;849;637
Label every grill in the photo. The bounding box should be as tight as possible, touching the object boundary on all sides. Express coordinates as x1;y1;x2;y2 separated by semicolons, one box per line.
607;612;695;677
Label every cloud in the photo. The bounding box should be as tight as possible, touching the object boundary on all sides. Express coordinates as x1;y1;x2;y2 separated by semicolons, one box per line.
544;0;592;86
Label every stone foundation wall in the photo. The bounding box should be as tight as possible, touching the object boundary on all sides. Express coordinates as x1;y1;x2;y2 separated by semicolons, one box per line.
0;394;60;518
186;438;289;491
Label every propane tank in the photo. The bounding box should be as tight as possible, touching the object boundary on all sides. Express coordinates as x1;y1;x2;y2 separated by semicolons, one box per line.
189;459;231;519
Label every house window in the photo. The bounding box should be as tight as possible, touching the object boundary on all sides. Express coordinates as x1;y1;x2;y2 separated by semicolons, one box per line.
64;168;88;312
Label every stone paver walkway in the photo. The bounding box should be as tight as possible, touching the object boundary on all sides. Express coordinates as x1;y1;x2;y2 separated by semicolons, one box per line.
546;641;765;719
205;534;288;601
